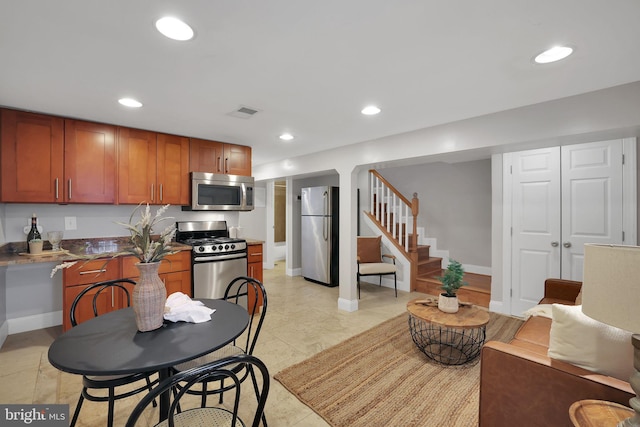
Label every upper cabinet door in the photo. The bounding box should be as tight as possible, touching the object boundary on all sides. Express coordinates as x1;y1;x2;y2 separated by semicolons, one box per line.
189;139;252;176
223;144;252;176
1;109;64;202
64;120;116;203
117;127;157;204
190;138;224;173
156;133;189;205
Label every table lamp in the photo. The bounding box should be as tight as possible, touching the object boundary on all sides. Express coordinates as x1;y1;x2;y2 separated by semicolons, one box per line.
582;244;640;427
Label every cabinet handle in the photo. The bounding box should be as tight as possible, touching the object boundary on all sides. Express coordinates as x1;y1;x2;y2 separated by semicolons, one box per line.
159;184;163;202
55;178;59;200
68;179;72;200
151;184;155;202
217;156;222;173
79;269;107;275
551;241;559;247
225;158;229;173
251;252;263;256
563;242;572;248
111;288;115;308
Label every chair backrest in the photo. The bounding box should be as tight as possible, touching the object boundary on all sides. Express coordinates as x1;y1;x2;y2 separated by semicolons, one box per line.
70;279;137;327
125;354;270;427
357;236;382;263
224;276;267;356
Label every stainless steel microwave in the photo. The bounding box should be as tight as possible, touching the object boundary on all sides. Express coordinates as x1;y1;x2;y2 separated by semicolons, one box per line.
186;172;254;211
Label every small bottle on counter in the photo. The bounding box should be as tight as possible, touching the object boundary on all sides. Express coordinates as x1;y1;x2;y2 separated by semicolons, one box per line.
26;213;41;253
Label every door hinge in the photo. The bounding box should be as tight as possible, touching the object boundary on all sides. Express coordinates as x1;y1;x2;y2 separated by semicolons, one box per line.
510;288;513;297
510;165;513;174
623;154;625;165
623;231;626;242
510;227;513;236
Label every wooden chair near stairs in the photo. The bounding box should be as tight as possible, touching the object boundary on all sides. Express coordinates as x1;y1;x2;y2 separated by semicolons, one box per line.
357;236;397;298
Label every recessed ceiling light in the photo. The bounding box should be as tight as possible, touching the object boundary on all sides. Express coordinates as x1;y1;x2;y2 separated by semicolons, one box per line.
279;133;294;141
534;46;573;64
118;98;143;108
361;105;381;115
155;17;194;41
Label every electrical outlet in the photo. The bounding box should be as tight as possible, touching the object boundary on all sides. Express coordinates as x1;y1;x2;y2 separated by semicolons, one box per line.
64;216;77;230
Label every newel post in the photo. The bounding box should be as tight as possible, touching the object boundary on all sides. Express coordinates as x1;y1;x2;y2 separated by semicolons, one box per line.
411;192;419;252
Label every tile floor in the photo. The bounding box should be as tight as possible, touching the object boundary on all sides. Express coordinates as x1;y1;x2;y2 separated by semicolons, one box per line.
0;263;427;426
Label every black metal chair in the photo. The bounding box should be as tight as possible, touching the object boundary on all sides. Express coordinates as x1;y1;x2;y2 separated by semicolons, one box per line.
127;354;269;427
69;279;158;427
171;276;268;424
357;236;397;298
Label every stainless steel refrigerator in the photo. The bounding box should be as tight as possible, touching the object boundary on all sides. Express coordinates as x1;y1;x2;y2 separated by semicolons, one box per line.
301;186;339;287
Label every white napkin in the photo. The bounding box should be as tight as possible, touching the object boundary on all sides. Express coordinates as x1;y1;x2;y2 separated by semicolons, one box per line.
164;292;215;323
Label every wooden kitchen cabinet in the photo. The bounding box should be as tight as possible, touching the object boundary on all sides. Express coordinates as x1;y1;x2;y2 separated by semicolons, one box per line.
224;144;252;176
62;251;191;331
247;243;264;311
117;127;157;204
190;138;252;176
156;133;190;205
1;110;117;204
118;128;190;205
64;119;116;203
1;109;64;202
121;251;192;297
62;258;121;331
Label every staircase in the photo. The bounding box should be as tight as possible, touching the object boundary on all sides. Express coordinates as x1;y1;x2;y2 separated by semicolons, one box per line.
366;170;490;308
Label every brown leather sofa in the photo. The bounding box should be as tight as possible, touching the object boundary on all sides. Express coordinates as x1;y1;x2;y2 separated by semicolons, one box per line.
479;279;634;426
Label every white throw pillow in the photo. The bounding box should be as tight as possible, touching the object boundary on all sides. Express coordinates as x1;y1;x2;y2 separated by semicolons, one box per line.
548;304;634;382
522;304;553;320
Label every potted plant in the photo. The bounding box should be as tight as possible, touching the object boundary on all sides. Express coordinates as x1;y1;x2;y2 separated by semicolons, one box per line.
437;259;467;313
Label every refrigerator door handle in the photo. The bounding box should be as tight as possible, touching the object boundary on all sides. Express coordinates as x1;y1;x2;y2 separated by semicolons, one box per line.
323;191;329;240
323;216;328;241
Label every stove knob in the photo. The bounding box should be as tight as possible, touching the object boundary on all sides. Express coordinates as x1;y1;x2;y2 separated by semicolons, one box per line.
218;245;224;251
225;244;230;250
230;244;236;250
210;245;216;251
198;246;205;252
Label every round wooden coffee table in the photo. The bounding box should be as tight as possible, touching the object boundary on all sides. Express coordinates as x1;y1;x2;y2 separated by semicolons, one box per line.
407;298;490;365
569;400;634;426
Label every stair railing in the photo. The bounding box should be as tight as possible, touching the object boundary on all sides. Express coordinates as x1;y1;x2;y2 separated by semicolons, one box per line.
369;170;419;253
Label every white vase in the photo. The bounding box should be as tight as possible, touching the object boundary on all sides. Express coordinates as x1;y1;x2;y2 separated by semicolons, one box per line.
438;293;459;313
132;262;167;332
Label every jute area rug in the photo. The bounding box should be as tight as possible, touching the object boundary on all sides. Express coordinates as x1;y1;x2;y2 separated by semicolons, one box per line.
274;311;523;427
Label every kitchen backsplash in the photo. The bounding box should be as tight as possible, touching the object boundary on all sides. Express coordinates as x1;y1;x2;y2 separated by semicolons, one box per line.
0;204;237;244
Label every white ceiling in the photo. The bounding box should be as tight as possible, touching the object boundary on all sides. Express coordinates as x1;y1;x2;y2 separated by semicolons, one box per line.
1;1;640;167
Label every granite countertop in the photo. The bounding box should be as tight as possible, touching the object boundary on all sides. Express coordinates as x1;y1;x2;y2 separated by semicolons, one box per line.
0;238;191;267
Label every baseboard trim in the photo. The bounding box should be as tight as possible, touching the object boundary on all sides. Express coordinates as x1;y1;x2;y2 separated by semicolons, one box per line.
8;311;62;335
338;297;358;312
0;320;8;349
464;264;492;276
287;267;302;277
489;300;507;315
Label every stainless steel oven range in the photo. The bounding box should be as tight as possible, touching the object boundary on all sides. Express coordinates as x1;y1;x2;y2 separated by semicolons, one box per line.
175;221;247;301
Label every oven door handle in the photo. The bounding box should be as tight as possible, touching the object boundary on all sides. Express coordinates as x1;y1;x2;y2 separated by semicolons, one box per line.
193;253;247;262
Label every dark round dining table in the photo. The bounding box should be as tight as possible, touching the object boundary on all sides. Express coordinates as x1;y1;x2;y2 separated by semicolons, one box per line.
48;299;249;422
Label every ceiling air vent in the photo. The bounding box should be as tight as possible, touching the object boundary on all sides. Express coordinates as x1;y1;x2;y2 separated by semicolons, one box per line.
227;106;260;119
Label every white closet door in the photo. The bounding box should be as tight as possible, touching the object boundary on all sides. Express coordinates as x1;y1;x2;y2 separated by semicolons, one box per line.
508;139;625;316
561;140;623;282
510;147;561;316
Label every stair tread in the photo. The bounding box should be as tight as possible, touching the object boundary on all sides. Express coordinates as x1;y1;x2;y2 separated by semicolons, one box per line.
416;272;491;294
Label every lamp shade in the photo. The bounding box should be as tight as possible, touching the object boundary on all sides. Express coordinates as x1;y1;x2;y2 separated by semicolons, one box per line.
582;244;640;333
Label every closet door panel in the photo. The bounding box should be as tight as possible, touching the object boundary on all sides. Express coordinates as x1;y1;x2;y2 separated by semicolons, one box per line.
561;140;623;282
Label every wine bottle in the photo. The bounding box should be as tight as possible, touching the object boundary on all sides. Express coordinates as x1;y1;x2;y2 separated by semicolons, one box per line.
26;213;41;253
